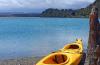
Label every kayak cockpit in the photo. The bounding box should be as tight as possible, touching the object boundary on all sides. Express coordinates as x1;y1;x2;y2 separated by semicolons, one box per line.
67;45;79;49
63;44;80;50
43;54;68;64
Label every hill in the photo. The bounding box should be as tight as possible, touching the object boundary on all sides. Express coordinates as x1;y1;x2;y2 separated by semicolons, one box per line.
41;0;100;18
0;0;99;17
0;13;40;17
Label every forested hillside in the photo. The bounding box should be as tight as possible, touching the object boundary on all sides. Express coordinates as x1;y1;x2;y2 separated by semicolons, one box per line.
41;1;100;18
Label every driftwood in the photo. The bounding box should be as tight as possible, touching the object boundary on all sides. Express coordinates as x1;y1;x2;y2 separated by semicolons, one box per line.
87;4;100;65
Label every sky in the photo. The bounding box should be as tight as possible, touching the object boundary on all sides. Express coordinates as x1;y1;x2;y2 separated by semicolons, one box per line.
0;0;95;13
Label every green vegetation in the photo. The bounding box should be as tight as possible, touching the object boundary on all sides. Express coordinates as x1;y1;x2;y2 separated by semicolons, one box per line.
41;8;75;17
40;7;92;18
40;1;100;18
40;8;76;17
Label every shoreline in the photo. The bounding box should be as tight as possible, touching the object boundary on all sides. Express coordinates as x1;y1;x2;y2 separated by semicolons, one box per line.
0;16;90;18
0;56;43;65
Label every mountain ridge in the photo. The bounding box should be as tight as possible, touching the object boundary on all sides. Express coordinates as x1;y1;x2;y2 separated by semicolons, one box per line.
41;2;95;18
40;0;100;18
0;0;99;17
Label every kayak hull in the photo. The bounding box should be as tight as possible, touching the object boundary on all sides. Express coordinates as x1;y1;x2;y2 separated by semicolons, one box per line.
36;39;83;65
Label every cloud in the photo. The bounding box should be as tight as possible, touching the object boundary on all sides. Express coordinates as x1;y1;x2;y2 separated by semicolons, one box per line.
41;0;95;9
0;0;95;12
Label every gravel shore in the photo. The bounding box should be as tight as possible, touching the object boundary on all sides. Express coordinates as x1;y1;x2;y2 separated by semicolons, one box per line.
0;57;42;65
0;54;88;65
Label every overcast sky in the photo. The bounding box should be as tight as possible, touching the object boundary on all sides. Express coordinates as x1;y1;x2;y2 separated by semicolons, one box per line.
0;0;95;13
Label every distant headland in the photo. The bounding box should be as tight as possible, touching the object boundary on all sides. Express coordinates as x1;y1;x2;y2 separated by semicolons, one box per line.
0;1;99;18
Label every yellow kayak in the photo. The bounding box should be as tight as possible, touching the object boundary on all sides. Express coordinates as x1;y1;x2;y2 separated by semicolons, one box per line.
60;39;83;54
36;39;83;65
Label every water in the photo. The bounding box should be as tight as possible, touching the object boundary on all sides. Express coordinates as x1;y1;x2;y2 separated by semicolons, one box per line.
0;17;89;59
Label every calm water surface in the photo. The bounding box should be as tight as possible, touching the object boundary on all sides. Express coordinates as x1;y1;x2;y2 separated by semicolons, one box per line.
0;17;89;59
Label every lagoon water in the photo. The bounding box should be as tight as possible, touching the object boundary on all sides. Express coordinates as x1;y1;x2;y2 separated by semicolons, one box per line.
0;17;89;59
